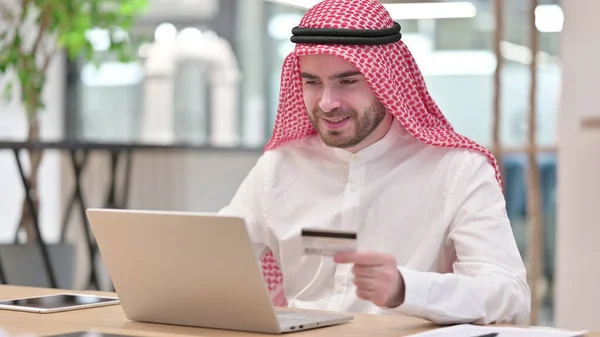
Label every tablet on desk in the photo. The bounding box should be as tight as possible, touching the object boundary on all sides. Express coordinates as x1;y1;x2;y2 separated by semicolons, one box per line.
0;293;120;313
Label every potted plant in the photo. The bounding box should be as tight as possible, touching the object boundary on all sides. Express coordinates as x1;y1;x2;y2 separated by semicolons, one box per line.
0;0;148;244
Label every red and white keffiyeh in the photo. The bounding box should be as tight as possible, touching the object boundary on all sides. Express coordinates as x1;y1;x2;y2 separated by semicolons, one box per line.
259;0;502;307
259;250;288;307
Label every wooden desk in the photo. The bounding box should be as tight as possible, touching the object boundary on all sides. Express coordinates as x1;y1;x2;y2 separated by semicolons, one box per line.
0;285;596;337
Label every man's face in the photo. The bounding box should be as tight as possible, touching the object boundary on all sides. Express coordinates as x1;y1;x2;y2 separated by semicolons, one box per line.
299;54;389;151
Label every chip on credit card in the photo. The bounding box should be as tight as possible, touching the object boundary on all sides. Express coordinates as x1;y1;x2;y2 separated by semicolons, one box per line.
301;228;357;256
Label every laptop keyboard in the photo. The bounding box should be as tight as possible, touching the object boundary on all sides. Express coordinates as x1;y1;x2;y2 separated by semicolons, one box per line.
277;315;315;324
275;310;319;326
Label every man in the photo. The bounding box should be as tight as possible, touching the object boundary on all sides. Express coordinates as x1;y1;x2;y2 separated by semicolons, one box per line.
219;0;530;326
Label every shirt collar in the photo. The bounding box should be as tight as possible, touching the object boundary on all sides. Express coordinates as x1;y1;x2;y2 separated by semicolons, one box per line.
329;119;410;163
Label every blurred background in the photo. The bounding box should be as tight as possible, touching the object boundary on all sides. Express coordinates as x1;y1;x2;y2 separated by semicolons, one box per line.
2;0;598;331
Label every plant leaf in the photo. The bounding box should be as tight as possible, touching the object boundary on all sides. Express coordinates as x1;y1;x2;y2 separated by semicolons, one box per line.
1;81;13;102
2;0;149;117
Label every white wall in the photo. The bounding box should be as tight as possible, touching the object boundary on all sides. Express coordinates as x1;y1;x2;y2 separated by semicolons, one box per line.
423;64;560;149
554;0;600;330
0;52;65;244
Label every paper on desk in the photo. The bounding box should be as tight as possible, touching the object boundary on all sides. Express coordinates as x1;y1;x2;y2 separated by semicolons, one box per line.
0;327;37;337
405;324;588;337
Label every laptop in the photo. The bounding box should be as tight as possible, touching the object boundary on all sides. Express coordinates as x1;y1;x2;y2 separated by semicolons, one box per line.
86;208;353;334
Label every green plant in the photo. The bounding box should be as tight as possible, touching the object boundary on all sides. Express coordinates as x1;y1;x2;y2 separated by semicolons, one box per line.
0;0;148;242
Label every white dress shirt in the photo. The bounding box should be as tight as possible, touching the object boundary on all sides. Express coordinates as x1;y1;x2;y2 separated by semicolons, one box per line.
219;120;531;325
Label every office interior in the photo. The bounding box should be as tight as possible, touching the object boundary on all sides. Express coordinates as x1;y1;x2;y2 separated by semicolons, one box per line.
0;0;598;332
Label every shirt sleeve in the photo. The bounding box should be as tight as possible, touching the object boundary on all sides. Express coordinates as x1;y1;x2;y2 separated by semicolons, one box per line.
386;152;531;325
217;153;288;307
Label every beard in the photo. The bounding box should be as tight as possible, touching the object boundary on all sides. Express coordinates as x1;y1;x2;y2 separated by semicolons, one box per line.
308;99;387;149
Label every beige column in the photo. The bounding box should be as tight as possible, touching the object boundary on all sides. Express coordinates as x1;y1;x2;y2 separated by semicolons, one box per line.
555;0;600;330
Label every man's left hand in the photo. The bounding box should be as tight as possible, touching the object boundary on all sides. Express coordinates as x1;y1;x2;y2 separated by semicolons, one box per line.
334;251;405;308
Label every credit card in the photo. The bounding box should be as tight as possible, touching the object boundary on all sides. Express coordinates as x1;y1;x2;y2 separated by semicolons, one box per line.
301;228;357;256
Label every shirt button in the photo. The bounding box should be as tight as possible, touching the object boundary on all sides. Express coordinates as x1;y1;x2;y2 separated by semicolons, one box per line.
351;186;358;192
335;285;345;294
